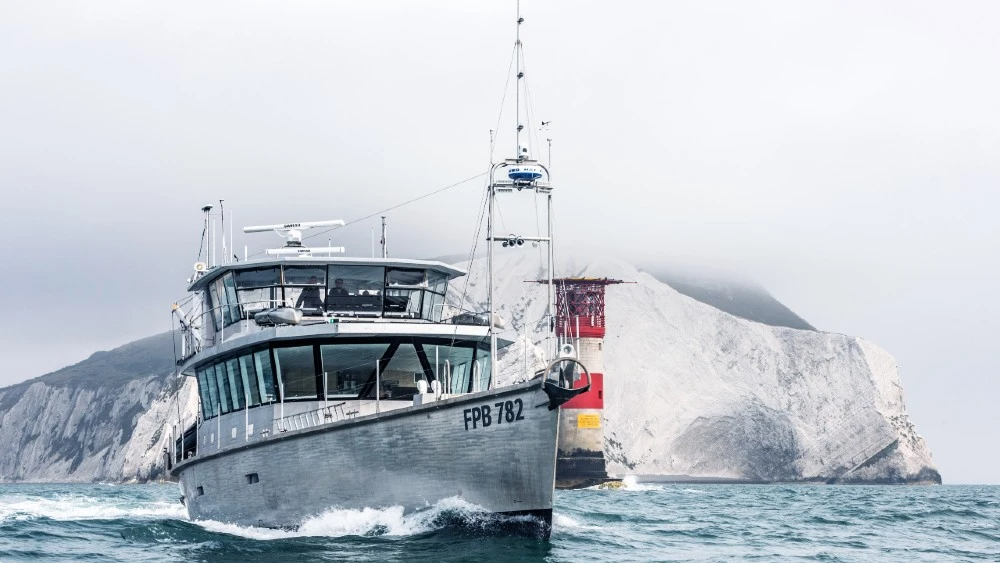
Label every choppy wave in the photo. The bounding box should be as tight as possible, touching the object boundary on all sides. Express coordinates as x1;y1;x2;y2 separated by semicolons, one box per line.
191;496;546;540
3;484;1000;562
0;489;186;524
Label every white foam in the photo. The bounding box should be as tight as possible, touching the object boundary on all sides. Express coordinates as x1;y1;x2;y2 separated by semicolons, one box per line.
619;476;664;491
191;496;492;540
552;512;603;532
0;493;186;524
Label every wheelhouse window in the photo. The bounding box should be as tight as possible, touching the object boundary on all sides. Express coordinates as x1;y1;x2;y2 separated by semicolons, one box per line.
423;271;448;322
235;267;281;318
274;345;318;400
223;274;239;324
384;268;425;319
208;273;240;329
386;268;425;287
325;265;385;316
284;266;326;316
208;280;224;331
203;264;454;327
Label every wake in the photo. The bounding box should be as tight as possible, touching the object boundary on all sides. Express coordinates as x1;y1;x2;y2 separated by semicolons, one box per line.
192;496;548;540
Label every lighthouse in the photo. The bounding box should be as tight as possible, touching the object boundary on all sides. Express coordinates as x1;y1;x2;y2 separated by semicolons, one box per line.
551;277;625;489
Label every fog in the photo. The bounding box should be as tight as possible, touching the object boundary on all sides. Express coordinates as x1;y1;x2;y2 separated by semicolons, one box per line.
1;1;997;483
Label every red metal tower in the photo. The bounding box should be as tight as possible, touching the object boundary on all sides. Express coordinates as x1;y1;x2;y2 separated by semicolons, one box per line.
551;277;625;488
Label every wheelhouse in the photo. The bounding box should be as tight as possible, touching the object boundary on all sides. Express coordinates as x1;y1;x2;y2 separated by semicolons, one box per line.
179;257;465;357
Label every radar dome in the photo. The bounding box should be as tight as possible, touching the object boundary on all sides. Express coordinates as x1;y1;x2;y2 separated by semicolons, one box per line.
508;164;544;181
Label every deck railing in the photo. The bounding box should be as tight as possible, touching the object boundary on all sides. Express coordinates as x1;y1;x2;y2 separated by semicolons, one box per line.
274;402;351;433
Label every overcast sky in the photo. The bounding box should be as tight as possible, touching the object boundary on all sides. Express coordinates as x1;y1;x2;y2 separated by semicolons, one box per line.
1;1;997;484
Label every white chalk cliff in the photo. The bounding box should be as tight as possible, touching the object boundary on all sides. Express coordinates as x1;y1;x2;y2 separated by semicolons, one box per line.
451;252;939;484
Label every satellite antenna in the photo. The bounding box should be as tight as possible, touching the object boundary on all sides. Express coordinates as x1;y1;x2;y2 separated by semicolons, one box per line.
243;219;347;256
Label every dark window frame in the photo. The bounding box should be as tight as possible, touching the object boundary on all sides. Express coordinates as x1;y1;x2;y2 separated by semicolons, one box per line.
192;336;489;419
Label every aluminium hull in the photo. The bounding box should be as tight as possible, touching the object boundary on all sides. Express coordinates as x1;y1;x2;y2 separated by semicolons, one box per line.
172;380;558;534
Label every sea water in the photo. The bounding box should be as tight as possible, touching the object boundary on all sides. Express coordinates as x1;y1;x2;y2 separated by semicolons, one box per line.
0;481;997;561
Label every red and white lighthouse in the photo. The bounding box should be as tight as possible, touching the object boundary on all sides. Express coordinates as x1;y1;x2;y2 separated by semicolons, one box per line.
551;277;625;489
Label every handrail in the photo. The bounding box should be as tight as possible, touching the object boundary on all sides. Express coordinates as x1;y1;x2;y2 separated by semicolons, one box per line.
275;402;347;433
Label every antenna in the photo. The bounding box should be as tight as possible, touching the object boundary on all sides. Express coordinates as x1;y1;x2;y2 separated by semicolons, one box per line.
541;120;553;174
219;199;226;265
199;205;213;265
515;0;526;160
380;216;388;258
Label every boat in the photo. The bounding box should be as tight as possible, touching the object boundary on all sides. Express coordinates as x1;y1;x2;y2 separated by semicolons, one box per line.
165;7;588;537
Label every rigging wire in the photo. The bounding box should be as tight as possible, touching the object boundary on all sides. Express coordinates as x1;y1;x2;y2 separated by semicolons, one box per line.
242;171;487;260
170;313;179;371
518;38;544;167
491;45;518;164
454;181;491;316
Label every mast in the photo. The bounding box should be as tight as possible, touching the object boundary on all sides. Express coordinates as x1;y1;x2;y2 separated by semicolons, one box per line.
515;0;523;158
487;2;555;384
488;174;496;389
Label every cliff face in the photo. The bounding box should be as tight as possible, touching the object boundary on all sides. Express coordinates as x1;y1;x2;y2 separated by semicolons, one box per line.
453;253;939;484
0;332;194;483
0;256;938;484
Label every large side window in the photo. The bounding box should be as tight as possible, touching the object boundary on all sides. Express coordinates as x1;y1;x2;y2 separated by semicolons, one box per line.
226;358;246;410
274;345;318;400
254;349;277;403
373;343;425;399
196;368;213;419
214;363;232;414
203;365;220;418
472;346;492;393
239;354;261;407
433;344;475;394
321;343;390;398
